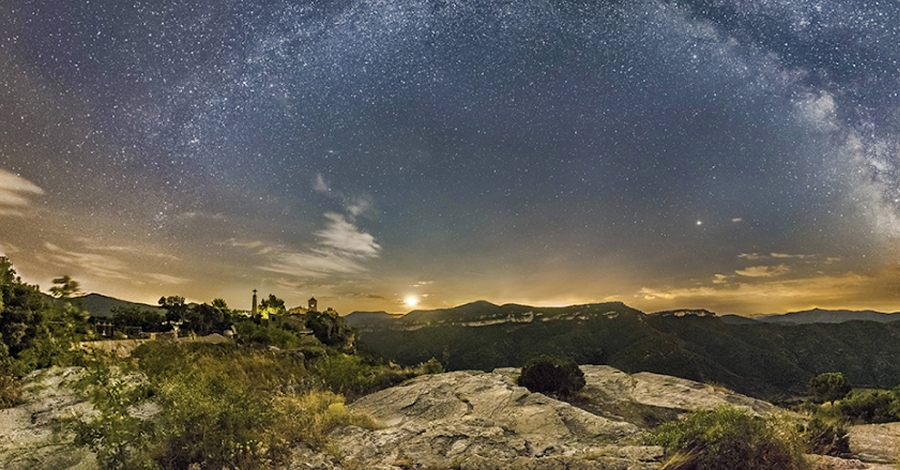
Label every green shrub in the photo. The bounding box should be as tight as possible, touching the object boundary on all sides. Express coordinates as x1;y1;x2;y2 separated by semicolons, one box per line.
837;389;900;424
68;362;156;470
416;357;444;375
310;353;415;399
517;355;585;398
808;372;852;404
644;407;805;470
271;391;377;450
71;340;424;469
802;416;850;456
0;369;21;408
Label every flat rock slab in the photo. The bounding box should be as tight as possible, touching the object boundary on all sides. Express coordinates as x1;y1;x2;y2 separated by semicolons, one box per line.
0;367;96;470
847;422;900;465
327;370;662;469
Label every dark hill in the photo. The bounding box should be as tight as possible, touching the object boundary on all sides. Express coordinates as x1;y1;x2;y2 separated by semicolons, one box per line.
753;308;900;324
348;301;900;399
67;293;160;318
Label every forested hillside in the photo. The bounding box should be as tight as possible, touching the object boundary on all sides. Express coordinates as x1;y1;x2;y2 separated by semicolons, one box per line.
350;302;900;398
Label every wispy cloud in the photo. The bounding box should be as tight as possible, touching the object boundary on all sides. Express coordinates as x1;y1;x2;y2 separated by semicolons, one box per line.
637;269;894;314
40;242;191;286
316;212;381;257
770;252;814;260
0;243;20;256
261;249;372;277
739;252;813;261
0;169;44;216
146;273;190;285
735;264;791;278
42;242;132;280
75;238;181;262
231;213;381;278
314;173;330;193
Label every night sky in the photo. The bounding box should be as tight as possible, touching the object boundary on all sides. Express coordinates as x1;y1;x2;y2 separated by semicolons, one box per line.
2;0;900;315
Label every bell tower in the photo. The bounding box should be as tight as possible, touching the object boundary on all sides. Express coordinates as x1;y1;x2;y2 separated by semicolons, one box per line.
251;289;258;316
308;296;318;312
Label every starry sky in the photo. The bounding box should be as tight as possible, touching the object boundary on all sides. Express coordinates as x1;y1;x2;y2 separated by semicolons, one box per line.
2;0;900;315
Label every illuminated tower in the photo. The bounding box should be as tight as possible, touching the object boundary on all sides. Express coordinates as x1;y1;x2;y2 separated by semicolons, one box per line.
308;296;318;312
251;289;258;317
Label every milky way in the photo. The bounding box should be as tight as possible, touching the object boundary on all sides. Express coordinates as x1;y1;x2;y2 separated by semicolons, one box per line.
1;0;900;314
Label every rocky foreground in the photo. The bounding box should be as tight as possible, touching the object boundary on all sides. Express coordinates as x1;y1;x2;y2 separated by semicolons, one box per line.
2;365;897;469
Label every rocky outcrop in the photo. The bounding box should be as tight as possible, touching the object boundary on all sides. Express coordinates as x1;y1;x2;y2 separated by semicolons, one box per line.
296;369;662;469
0;367;95;470
847;422;900;468
3;365;897;470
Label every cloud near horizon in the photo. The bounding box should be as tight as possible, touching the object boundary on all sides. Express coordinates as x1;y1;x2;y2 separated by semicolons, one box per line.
637;268;900;314
735;264;791;278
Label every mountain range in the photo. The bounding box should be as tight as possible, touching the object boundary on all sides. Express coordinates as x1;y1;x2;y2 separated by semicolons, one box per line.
346;301;900;399
65;293;900;399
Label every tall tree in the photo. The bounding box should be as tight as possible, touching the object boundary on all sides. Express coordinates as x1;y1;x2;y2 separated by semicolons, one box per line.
49;275;81;299
159;296;188;325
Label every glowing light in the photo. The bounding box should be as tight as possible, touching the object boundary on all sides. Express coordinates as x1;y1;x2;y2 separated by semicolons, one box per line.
405;296;419;307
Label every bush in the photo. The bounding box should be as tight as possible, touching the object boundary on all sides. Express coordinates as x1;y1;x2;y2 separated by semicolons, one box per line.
0;369;21;408
310;353;416;399
645;407;805;470
808;372;852;404
517;355;585;398
802;416;850;456
271;391;377;450
837;389;900;424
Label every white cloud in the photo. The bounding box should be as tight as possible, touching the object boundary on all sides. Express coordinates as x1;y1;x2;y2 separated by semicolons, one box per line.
739;252;812;261
315;213;381;257
770;252;813;260
75;238;181;261
42;242;132;280
230;213;381;279
345;195;376;218
735;264;791;278
261;249;369;277
0;169;44;216
40;242;190;286
314;173;330;193
146;273;191;285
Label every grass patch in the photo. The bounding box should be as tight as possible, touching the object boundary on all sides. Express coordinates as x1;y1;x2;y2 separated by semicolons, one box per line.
644;406;805;470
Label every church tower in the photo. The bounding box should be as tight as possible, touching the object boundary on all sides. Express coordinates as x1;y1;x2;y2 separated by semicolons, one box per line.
251;289;258;317
308;296;318;312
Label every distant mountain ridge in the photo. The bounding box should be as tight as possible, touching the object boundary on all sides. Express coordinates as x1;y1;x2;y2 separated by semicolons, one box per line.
346;301;640;331
64;293;160;318
348;303;900;328
346;300;900;399
752;308;900;324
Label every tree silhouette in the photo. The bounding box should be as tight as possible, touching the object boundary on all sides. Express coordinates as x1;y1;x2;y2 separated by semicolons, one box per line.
49;275;81;298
